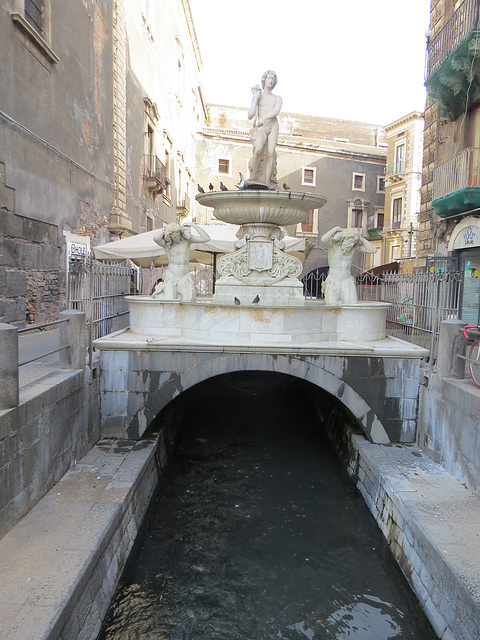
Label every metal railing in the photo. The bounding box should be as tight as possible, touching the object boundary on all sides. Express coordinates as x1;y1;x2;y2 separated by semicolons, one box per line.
385;161;405;177
433;147;480;200
144;154;166;186
303;269;463;364
67;259;132;341
18;318;69;366
427;0;479;76
381;271;463;363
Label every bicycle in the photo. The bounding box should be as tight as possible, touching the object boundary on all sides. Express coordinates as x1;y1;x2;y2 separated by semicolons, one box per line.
463;325;480;387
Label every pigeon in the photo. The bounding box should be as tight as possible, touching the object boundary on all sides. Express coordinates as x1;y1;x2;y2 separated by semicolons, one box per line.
220;182;228;191
283;182;292;190
234;296;241;306
252;295;260;305
209;182;214;191
236;172;248;190
197;184;205;193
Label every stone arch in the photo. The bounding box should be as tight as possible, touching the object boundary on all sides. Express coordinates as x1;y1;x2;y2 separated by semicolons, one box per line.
127;352;390;443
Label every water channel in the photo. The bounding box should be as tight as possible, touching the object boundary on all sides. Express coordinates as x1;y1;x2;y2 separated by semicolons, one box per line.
99;373;436;639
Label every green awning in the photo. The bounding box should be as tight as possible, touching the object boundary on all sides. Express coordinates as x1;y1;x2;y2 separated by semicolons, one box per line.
432;187;480;218
426;31;480;120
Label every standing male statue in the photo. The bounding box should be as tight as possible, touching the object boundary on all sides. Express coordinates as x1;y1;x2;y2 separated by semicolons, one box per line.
152;222;210;302
321;226;376;305
248;70;282;188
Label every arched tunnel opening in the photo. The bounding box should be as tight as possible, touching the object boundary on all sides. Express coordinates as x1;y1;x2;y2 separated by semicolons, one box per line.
98;371;436;639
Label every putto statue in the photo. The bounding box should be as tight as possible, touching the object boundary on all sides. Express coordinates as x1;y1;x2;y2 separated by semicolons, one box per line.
248;70;282;188
321;227;376;305
152;222;210;302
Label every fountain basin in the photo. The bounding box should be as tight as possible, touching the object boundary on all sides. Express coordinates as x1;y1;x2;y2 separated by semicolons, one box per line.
196;190;327;226
125;296;392;345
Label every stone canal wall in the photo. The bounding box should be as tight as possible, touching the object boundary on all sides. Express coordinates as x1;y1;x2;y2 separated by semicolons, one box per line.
350;436;480;640
0;312;101;540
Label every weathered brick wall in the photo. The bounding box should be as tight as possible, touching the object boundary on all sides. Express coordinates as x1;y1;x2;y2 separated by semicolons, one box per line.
0;162;62;326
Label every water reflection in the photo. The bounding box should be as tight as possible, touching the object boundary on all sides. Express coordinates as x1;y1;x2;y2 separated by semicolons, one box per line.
99;374;436;639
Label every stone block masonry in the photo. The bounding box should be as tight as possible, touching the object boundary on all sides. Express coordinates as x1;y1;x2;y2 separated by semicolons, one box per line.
0;437;161;640
349;437;480;640
0;164;62;326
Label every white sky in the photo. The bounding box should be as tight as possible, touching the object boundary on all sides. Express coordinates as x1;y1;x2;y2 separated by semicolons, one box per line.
189;0;432;126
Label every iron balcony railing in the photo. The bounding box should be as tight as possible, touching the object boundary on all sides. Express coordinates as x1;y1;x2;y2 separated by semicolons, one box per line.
144;154;166;187
385;161;405;177
427;0;479;76
176;194;190;214
433;147;480;200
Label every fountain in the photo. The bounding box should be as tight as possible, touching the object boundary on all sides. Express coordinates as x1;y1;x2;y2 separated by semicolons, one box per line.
122;70;393;345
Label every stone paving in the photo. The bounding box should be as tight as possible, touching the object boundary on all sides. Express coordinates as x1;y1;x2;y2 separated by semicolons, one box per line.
352;439;480;640
0;438;158;640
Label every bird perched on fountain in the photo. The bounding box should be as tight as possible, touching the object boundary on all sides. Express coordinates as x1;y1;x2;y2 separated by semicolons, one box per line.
236;172;248;190
283;182;292;191
197;184;205;193
209;182;214;191
252;295;260;305
234;296;241;306
220;182;228;191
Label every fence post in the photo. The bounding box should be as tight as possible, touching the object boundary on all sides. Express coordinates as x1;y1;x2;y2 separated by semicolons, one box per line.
59;310;87;370
0;323;19;409
436;319;467;379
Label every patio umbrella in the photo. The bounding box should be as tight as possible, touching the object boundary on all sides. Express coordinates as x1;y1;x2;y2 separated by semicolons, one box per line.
92;223;313;267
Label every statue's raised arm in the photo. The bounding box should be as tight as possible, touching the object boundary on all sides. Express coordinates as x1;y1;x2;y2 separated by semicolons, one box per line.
152;222;211;303
321;227;377;305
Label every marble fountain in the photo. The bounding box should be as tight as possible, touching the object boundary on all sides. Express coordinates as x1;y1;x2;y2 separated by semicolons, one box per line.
99;70;419;357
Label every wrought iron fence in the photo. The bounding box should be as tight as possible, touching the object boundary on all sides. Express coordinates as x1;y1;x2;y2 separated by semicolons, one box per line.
67;259;132;342
303;269;463;362
381;271;463;362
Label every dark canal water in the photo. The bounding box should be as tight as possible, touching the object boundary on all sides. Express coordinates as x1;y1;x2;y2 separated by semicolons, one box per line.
99;374;436;640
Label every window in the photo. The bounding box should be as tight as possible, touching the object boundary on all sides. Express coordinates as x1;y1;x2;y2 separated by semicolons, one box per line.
394;143;405;174
302;167;316;186
25;0;44;35
353;209;363;228
392;198;402;229
352;173;365;191
377;176;385;193
301;210;314;233
218;158;230;175
11;0;58;63
377;210;384;229
296;209;318;235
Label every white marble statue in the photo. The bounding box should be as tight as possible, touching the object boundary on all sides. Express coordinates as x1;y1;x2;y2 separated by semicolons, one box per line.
152;222;210;302
321;226;376;305
248;70;282;188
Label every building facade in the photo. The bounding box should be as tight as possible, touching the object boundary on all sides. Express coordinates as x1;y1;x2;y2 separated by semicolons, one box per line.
0;0;204;326
423;0;480;323
370;112;424;270
196;106;387;276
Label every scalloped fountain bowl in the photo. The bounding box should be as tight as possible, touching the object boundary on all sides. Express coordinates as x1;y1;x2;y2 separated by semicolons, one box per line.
196;189;327;226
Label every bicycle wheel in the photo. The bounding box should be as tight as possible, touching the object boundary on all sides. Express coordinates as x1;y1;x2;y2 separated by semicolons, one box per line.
469;340;480;388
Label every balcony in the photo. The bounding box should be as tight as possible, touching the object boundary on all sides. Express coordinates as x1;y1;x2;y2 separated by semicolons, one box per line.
385;161;405;182
144;154;166;194
432;147;480;217
176;194;190;217
425;0;480;119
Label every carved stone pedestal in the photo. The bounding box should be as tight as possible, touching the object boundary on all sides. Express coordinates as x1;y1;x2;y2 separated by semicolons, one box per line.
212;223;305;306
